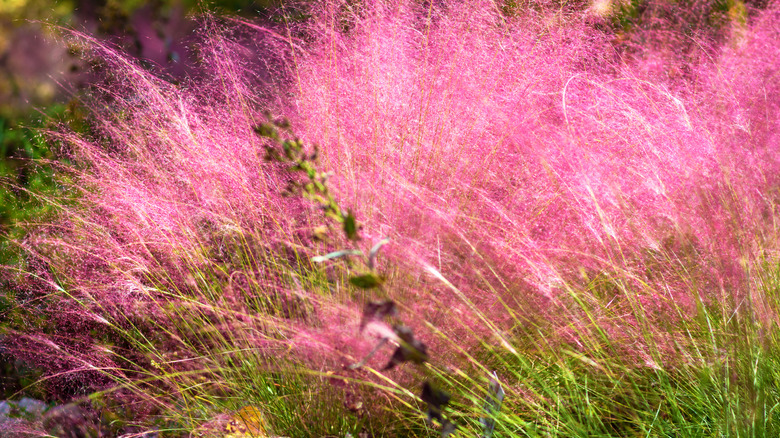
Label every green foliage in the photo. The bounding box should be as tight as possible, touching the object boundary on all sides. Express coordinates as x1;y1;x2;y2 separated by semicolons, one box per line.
343;211;359;241
254;112;393;286
348;273;385;289
0;106;71;399
0;107;63;232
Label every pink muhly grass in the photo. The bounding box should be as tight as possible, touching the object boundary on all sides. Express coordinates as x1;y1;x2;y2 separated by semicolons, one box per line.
278;0;780;360
6;0;780;432
7;27;356;408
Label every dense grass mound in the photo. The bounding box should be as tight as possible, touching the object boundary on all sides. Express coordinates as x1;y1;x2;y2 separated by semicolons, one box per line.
4;0;780;436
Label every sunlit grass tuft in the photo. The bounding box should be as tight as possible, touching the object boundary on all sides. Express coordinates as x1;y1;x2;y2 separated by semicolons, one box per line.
4;1;780;436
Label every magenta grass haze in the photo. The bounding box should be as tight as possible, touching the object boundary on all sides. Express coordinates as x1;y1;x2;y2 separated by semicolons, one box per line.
282;1;780;351
11;0;780;409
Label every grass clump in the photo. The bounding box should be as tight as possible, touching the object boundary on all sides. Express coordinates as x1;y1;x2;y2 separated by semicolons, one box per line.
3;0;780;436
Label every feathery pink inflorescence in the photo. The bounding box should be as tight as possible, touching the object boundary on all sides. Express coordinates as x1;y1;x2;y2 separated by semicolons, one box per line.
277;0;780;355
12;0;780;395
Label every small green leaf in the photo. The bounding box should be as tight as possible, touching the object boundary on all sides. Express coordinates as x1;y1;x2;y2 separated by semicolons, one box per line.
343;212;359;240
349;273;384;289
254;123;277;140
311;249;364;263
